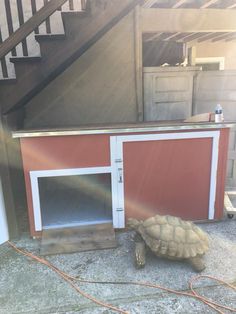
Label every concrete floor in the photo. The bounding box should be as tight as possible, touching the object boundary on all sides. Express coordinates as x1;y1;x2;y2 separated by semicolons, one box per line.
0;218;236;314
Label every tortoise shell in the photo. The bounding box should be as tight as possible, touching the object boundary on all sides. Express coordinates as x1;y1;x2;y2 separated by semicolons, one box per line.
135;215;209;259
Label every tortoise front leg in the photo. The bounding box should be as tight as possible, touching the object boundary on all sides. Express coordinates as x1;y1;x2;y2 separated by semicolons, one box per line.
134;239;146;269
188;256;206;272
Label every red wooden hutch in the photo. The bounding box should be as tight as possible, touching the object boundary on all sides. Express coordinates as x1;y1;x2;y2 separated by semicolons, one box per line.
13;121;232;237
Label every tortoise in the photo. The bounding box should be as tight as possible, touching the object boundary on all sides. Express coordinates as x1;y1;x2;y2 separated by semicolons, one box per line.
127;214;209;272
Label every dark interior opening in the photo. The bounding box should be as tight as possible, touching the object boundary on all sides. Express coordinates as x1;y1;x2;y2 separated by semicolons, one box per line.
38;173;112;229
143;40;186;67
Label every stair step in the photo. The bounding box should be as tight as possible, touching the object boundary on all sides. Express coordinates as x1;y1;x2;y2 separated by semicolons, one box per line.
35;33;68;58
40;223;117;255
37;37;70;58
10;56;41;63
61;10;89;18
9;56;42;81
0;78;16;84
61;10;93;39
35;33;66;42
37;11;90;58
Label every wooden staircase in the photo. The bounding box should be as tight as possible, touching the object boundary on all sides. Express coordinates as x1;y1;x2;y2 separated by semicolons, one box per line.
0;0;142;115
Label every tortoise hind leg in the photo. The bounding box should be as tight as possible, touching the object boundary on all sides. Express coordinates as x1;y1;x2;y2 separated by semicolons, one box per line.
188;256;206;272
134;235;146;269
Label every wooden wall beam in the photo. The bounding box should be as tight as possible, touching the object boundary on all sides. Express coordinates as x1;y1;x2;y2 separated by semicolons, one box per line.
212;32;236;41
197;32;228;42
227;3;236;9
200;0;219;9
142;0;157;8
172;0;188;8
141;8;236;33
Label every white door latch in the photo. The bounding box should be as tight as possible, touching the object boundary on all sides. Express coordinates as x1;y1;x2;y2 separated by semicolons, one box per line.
118;168;123;183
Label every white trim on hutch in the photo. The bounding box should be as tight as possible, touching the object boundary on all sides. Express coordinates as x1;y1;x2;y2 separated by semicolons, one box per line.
30;166;112;231
30;131;220;232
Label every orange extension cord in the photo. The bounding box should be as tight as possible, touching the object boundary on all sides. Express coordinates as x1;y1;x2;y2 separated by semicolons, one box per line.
7;241;236;314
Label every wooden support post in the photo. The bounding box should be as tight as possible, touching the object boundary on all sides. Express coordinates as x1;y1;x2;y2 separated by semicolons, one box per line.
134;5;144;122
0;116;18;239
187;46;196;66
3;111;28;237
141;9;236;33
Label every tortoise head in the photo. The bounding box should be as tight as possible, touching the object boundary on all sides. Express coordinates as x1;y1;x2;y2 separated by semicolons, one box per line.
127;218;142;230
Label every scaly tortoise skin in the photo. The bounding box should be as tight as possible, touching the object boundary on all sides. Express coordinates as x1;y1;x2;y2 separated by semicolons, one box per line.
128;214;209;272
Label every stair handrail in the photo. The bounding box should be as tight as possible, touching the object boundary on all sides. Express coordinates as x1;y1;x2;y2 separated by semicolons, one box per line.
0;0;76;60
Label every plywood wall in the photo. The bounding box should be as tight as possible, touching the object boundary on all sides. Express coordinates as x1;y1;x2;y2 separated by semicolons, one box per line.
24;12;137;128
193;70;236;188
143;67;236;188
195;42;236;70
143;67;199;121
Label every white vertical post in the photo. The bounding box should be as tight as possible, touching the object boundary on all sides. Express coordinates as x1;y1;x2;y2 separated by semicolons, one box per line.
208;131;220;219
0;178;9;244
110;137;125;228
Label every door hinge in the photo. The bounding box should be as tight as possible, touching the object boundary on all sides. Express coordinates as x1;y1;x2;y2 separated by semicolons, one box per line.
115;158;122;163
118;168;123;183
116;208;124;212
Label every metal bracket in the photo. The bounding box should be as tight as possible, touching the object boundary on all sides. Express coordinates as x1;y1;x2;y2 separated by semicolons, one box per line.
118;168;123;183
116;208;124;212
115;158;123;163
